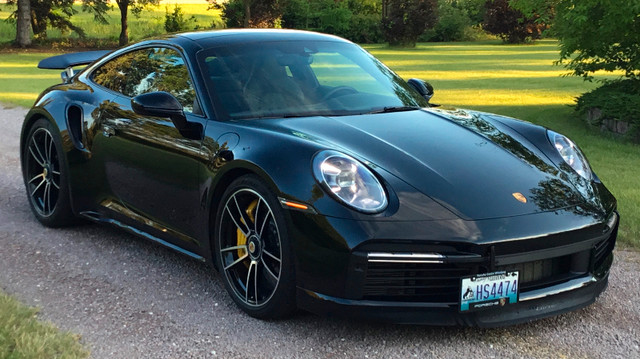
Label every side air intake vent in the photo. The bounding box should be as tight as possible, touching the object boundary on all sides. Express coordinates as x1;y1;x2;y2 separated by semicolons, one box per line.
66;105;84;149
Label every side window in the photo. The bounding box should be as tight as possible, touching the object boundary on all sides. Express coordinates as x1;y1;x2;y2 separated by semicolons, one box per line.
92;47;199;114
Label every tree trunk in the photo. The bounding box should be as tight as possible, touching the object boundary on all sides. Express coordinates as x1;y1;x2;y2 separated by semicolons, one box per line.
16;0;31;47
118;1;129;46
243;0;250;27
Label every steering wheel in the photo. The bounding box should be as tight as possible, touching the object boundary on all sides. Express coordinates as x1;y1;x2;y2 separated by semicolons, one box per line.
322;86;358;100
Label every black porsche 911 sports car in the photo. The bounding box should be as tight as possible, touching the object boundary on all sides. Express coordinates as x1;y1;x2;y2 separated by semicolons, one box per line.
22;29;618;327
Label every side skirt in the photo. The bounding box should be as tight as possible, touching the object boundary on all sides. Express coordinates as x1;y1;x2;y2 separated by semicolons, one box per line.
79;210;206;262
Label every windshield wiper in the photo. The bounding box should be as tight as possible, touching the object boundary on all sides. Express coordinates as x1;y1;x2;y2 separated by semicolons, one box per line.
365;106;421;114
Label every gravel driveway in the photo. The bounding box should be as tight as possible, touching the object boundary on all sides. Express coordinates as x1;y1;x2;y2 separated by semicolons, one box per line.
1;105;639;359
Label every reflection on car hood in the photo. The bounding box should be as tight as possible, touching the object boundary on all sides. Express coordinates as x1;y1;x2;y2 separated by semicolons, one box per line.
273;108;585;220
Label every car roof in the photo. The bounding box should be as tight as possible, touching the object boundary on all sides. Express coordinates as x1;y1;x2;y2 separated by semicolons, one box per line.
175;29;351;48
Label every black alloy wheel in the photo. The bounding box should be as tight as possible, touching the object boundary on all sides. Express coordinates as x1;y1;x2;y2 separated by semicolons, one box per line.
215;175;296;319
23;119;75;226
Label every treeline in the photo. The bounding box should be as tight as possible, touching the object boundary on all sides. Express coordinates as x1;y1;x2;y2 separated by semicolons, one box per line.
9;0;559;48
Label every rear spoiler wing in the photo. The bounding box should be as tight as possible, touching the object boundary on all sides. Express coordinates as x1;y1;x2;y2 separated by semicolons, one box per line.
38;50;111;82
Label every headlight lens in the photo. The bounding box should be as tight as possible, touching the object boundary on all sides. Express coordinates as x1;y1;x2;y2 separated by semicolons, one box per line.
547;130;592;180
313;151;388;213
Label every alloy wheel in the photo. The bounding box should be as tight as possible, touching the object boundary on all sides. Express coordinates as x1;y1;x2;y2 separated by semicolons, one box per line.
25;128;61;217
218;188;282;307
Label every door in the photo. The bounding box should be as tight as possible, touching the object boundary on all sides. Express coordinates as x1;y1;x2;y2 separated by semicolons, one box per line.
90;46;206;250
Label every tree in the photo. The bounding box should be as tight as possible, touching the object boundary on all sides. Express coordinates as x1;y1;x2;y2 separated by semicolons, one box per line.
483;0;545;43
15;0;31;47
381;0;438;47
207;0;280;28
554;0;640;80
7;0;85;40
82;0;159;46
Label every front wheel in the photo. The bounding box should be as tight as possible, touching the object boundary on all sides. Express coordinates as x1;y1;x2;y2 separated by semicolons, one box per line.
22;119;76;227
214;175;296;319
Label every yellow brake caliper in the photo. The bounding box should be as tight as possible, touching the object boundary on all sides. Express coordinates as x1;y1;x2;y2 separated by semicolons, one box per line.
237;199;258;259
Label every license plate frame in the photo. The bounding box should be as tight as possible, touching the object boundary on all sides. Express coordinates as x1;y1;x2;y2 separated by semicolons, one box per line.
460;271;519;312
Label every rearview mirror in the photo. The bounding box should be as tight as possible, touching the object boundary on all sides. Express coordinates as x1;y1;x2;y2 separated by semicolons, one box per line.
131;91;202;140
407;78;434;103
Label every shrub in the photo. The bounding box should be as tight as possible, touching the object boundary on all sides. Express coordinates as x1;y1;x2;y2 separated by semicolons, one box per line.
483;0;546;43
382;0;438;47
576;79;640;140
422;0;473;42
164;4;197;33
210;0;280;28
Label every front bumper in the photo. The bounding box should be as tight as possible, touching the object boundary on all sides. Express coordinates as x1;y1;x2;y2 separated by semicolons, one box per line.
297;255;610;327
291;209;618;326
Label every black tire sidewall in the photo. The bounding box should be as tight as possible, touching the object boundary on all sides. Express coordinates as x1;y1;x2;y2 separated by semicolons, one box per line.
214;174;296;319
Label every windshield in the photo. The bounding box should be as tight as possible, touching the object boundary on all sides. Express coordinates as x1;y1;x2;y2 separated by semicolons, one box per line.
198;40;429;119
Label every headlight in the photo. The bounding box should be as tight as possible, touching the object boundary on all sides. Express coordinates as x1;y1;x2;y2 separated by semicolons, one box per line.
313;150;388;213
547;130;592;180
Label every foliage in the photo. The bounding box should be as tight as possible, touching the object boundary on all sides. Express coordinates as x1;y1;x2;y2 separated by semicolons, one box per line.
576;80;640;139
164;4;196;33
280;0;383;43
422;0;474;42
458;0;486;24
0;3;221;46
554;0;640;81
382;0;438;47
483;0;546;43
0;291;89;359
6;0;85;39
208;0;280;28
81;0;159;45
509;0;555;31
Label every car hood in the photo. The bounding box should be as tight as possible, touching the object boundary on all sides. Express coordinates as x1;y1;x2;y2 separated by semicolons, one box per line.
270;108;584;220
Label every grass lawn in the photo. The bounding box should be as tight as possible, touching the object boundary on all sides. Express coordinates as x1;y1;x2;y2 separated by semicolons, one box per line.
0;40;638;248
0;290;89;358
0;3;220;45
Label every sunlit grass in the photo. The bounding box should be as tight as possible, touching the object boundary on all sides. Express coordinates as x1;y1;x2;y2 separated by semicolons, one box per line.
0;3;221;44
0;40;637;247
0;290;89;359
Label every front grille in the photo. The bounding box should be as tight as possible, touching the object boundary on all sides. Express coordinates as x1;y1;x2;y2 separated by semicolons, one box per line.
363;262;471;303
362;255;574;303
497;256;572;291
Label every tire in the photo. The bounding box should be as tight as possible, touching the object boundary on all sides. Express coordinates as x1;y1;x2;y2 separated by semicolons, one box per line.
214;174;296;319
22;118;76;227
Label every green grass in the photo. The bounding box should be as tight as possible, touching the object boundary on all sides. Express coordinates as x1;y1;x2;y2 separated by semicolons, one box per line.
0;3;221;44
0;290;89;358
0;40;638;248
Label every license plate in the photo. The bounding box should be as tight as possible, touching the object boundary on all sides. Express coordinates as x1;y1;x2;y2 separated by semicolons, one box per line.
460;271;519;312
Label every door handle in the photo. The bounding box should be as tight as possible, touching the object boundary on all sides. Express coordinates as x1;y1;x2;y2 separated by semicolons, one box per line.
103;125;116;137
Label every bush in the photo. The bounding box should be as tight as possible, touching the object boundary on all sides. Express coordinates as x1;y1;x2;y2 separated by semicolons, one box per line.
422;0;473;42
346;12;383;43
281;0;383;43
382;0;438;47
576;79;640;140
164;5;197;33
483;0;546;43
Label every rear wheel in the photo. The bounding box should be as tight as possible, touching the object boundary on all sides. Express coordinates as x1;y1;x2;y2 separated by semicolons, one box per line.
214;175;296;319
22;119;76;227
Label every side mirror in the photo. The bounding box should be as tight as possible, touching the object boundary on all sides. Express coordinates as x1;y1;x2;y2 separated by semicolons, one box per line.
407;78;434;103
131;91;184;118
131;91;202;140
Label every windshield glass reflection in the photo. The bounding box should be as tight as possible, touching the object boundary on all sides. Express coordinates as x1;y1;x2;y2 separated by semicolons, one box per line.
199;41;428;119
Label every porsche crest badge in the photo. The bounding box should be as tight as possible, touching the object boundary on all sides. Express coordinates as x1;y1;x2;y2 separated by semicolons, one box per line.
512;192;527;203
